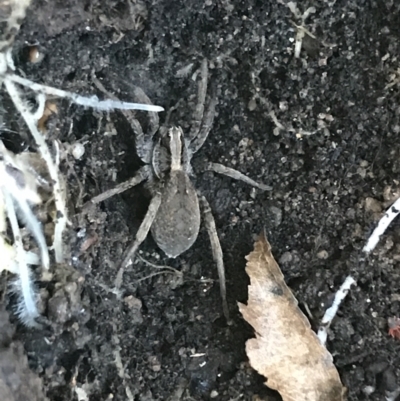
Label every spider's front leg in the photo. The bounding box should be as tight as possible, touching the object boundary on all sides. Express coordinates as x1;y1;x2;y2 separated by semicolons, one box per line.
199;194;230;322
131;87;160;163
187;59;218;155
188;59;209;142
89;165;150;205
91;75;160;164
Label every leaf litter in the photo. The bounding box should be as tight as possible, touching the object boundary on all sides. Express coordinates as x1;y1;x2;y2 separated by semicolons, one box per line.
238;234;345;401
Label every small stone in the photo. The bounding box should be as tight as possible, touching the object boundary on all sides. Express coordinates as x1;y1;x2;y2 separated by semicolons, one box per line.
139;389;154;401
352;223;363;238
210;390;219;398
357;167;367;178
269;206;282;226
383;185;400;204
317;250;329;259
148;356;161;372
248;98;257;111
123;296;143;324
238;137;249;149
123;295;142;310
365;197;382;213
48;295;69;324
279;251;292;264
71;143;85;160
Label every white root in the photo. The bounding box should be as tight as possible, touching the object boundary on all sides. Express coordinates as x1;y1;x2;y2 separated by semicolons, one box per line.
0;148;44;326
363;197;400;254
10;186;49;270
7;74;164;112
4;79;67;263
318;196;400;344
318;276;356;346
3;190;39;327
287;3;316;58
0;0;164;326
0;142;50;269
1;50;164;264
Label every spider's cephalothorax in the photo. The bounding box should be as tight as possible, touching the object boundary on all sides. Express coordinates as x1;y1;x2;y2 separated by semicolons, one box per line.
91;59;271;320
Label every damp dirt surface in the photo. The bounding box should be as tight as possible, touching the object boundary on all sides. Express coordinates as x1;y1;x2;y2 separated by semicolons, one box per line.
2;0;400;400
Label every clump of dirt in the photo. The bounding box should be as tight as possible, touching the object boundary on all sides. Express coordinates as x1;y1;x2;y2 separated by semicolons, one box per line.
0;307;47;401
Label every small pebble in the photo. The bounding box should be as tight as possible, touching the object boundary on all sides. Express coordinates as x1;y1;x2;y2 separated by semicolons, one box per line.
279;251;293;264
365;197;382;213
269;206;282;226
28;46;44;63
362;385;375;396
72;143;85;160
248;98;257;111
148;356;161;372
317;250;328;259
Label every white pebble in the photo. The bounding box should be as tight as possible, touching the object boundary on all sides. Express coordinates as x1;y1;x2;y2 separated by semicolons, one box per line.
363;386;375;396
72;143;85;160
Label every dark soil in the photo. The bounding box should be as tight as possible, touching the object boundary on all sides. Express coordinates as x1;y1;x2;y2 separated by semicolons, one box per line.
2;0;400;400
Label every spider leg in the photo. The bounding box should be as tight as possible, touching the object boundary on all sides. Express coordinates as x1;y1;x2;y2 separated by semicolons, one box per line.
190;95;217;155
206;162;272;191
88;166;150;205
151;138;163;179
199;194;230;322
125;86;160;163
133;87;160;137
115;192;162;290
188;59;208;142
91;74;159;164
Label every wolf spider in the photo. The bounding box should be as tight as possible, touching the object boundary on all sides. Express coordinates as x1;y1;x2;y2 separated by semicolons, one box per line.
91;59;270;319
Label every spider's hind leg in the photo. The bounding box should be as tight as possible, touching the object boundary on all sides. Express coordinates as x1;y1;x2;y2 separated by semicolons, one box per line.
199;194;230;322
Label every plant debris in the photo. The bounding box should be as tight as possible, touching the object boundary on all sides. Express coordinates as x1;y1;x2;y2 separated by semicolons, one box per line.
239;234;345;401
317;275;356;346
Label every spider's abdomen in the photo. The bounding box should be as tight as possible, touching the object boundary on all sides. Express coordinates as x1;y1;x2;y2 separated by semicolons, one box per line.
151;170;200;258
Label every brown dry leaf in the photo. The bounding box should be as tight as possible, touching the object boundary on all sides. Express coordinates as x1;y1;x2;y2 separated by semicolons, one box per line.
239;234;345;401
